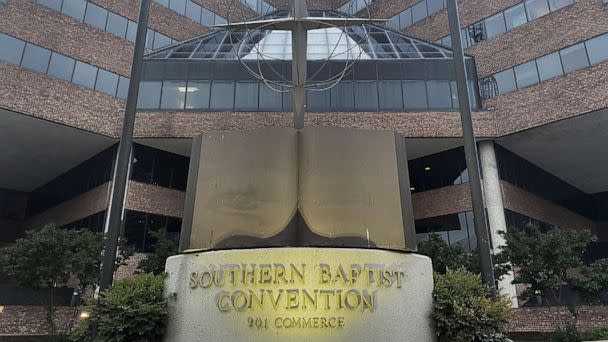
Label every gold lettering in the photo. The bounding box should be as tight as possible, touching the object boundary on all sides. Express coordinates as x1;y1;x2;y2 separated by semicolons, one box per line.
259;264;272;284
275;317;282;328
231;290;248;311
189;272;197;289
248;290;264;310
199;271;212;288
302;289;318;310
285;289;299;310
274;264;287;285
216;291;230;312
350;266;361;285
396;271;404;288
344;289;360;310
303;318;312;328
361;290;375;312
319;264;331;285
266;289;284;310
290;264;305;284
319;290;334;310
212;269;225;287
338;317;345;327
328;317;337;327
382;270;393;287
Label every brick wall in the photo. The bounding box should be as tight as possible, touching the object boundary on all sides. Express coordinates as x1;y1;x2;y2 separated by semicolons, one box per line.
125;181;185;218
508;305;608;336
0;306;77;336
412;184;472;219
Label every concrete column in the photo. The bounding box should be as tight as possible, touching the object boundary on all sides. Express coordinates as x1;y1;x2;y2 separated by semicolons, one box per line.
479;140;518;308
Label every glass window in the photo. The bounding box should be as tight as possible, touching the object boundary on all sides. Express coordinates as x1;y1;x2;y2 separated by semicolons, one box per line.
399;9;412;28
330;82;354;109
106;12;128;38
84;3;109;30
485;12;506;38
403;81;427;109
493;68;517;94
504;3;528;30
160;81;187;109
169;0;187;14
21;44;51;73
259;84;282;110
61;0;87;21
72;61;98;88
37;0;62;11
536;52;563;81
514;60;539;88
126;21;138;43
0;33;26;65
117;76;130;100
525;0;550;20
426;81;452;109
427;0;444;15
586;34;608;65
307;91;330;111
185;81;210;109
378;81;403;109
153;33;172;49
201;8;214;25
185;1;202;23
560;42;590;73
235;82;259;110
95;69;119;96
548;0;573;11
354;82;379;110
47;52;75;81
155;0;169;6
137;81;162;109
412;1;428;23
450;81;459;108
210;81;234;110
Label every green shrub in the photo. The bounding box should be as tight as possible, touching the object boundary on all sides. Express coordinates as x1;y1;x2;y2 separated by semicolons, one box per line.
70;274;169;342
433;269;512;342
551;324;580;342
580;326;608;341
137;229;178;275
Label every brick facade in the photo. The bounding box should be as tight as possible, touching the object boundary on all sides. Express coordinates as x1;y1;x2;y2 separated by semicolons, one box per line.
508;305;608;337
0;306;77;336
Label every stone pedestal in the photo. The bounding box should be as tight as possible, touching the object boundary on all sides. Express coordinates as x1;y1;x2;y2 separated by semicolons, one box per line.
163;248;435;342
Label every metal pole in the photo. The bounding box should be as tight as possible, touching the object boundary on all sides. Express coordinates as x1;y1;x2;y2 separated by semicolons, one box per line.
98;0;151;293
446;0;496;299
292;0;308;129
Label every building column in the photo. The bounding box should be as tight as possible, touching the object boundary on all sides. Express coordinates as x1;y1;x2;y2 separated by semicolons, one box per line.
479;140;518;307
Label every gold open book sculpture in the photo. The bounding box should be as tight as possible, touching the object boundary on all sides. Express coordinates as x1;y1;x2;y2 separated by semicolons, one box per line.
180;127;416;252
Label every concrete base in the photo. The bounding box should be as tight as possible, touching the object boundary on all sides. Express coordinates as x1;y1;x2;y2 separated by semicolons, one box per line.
163;248;435;342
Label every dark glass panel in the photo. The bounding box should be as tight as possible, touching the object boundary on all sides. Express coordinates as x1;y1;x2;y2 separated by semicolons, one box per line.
259;83;282;110
84;3;109;30
235;82;259;110
38;0;62;11
48;52;75;81
525;0;550;20
106;12;128;38
137;81;162;109
536;52;563;81
514;60;539;88
354;82;379;110
485;12;506;38
426;81;452;109
378;80;403;109
330;82;355;109
210;81;235;110
160;81;187;109
548;0;573;11
117;76;130;100
95;69;119;96
504;3;527;30
493;68;516;94
585;34;608;65
411;1;428;23
62;0;87;21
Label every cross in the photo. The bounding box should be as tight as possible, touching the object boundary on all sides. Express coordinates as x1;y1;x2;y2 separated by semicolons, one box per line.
217;0;387;129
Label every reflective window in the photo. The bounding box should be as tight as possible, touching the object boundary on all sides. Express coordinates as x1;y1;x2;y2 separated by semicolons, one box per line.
399;9;412;29
493;68;517;94
201;8;215;25
185;1;202;23
117;76;130;100
514;60;539;88
84;3;109;30
354;82;379;110
485;12;506;38
525;0;550;20
259;84;282;110
331;82;355;109
62;0;87;21
426;81;452;109
210;81;234;110
106;12;128;38
38;0;62;10
0;33;26;65
47;52;75;81
160;81;187;109
307;91;330;111
21;44;51;73
153;33;172;50
378;81;403;109
412;1;428;23
72;61;98;88
95;68;119;96
137;81;162;109
169;0;187;14
409;146;467;193
548;0;573;11
185;81;210;109
536;52;563;81
403;81;427;109
585;34;608;65
126;21;138;43
504;4;528;30
427;0;444;15
235;82;259;110
560;42;589;73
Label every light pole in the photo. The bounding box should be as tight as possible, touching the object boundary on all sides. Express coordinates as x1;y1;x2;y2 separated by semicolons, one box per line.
446;0;496;298
98;0;151;293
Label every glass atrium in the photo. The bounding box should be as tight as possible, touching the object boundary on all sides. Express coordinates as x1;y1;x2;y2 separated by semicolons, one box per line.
139;10;480;112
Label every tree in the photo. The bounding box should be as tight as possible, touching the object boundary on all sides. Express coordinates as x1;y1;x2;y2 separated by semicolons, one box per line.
495;223;594;305
137;229;178;275
418;233;475;274
433;269;512;342
70;274;169;342
573;258;608;304
0;225;102;335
